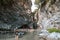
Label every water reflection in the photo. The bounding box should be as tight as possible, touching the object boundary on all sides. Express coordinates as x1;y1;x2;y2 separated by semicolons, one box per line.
0;30;39;40
0;33;15;39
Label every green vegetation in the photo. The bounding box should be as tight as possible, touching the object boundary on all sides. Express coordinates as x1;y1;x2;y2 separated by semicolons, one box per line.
47;28;60;33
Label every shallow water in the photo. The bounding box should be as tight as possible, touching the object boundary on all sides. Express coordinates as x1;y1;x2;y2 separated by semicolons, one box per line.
0;30;40;40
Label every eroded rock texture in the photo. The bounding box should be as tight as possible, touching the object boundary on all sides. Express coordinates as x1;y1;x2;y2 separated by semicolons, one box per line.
37;0;60;29
0;0;32;29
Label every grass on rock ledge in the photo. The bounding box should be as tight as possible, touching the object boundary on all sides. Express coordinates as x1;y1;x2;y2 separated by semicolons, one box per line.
47;28;60;33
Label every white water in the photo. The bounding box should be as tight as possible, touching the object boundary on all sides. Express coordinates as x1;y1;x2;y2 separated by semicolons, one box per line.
31;0;38;12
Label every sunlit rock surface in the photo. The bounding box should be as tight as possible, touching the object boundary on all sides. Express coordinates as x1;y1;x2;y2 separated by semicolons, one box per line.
37;0;60;29
38;30;49;38
47;32;60;40
38;30;60;40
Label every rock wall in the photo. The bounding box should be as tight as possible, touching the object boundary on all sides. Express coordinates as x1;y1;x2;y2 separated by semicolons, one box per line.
37;0;60;29
0;0;32;29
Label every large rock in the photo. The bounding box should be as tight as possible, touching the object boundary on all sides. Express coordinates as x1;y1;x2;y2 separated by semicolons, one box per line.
38;30;49;39
47;32;60;40
37;0;60;29
0;0;32;29
38;30;60;40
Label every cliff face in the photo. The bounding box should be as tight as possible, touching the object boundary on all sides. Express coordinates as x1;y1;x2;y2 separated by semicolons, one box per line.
0;0;32;29
37;0;60;29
